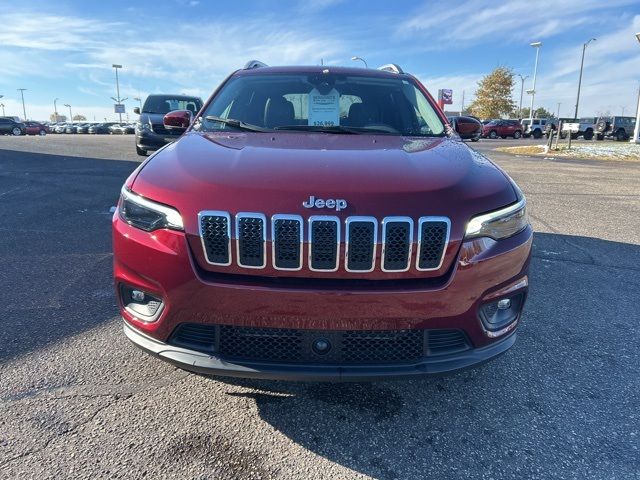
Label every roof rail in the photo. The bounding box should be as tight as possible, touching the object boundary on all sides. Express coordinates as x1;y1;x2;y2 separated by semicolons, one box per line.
244;60;268;70
377;63;404;74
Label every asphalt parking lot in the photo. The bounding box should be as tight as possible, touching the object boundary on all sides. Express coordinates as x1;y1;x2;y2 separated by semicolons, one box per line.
0;135;638;479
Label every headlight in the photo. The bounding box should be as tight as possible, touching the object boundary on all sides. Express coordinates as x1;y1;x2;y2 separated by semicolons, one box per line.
119;187;183;231
136;122;150;132
465;198;528;240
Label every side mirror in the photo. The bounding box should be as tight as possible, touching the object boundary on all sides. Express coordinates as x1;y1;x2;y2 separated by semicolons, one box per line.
163;110;192;132
133;107;140;114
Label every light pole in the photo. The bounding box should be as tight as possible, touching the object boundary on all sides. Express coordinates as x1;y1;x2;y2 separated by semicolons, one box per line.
351;56;368;68
133;96;142;110
633;33;640;144
517;74;528;119
17;88;27;120
64;104;73;124
54;98;59;122
112;64;125;123
557;102;561;119
0;103;5;116
574;38;596;119
528;42;542;126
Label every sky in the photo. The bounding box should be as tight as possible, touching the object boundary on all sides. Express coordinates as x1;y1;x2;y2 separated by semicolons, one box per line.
0;0;639;122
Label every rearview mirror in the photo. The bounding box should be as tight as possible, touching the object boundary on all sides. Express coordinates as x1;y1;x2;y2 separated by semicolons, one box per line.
163;110;192;132
133;107;140;114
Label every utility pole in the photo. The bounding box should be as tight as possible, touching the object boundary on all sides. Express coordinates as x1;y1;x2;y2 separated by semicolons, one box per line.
461;90;465;115
574;38;596;119
54;98;59;122
528;42;542;126
64;104;73;123
517;74;528;119
0;104;5;116
17;88;27;120
557;102;561;119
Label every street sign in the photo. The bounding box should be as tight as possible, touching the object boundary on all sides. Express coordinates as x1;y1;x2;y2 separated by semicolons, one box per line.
114;104;125;114
438;89;453;105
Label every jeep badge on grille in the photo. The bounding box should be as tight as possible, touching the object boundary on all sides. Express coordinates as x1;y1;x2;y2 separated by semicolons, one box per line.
303;195;347;211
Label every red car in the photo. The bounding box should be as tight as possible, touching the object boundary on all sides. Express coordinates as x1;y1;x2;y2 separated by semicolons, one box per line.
24;121;49;136
482;119;523;139
448;116;482;141
113;63;531;381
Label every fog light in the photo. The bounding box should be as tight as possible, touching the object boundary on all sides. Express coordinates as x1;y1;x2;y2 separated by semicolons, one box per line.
119;285;164;322
131;290;145;302
479;293;524;337
497;298;511;310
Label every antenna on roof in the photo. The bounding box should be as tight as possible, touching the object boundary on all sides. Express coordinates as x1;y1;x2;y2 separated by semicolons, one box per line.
377;64;404;74
244;60;268;70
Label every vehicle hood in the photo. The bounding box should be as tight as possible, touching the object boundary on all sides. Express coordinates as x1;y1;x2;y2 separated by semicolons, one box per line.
130;132;517;277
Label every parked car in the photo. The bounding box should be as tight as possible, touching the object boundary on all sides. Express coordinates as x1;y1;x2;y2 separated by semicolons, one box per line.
0;117;26;135
545;117;596;140
482;119;523;139
88;122;118;134
123;124;135;134
134;94;203;156
109;123;125;135
76;123;96;134
54;123;69;134
448;115;482;141
24;121;49;136
595;116;636;141
65;123;81;134
522;118;547;138
115;62;532;381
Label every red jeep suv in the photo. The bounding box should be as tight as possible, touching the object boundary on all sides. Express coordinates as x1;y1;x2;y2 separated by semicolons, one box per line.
113;62;532;381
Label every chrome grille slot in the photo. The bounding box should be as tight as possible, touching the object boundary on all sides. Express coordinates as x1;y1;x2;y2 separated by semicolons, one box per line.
272;215;303;270
199;211;231;266
417;217;450;271
236;213;266;268
382;217;413;272
345;217;377;272
309;216;340;271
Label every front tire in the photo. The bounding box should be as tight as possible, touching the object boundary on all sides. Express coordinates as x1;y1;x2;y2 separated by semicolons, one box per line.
12;127;22;136
513;130;522;139
532;129;542;139
616;129;627;142
136;145;148;156
583;129;594;141
596;133;604;141
489;130;498;139
39;129;47;136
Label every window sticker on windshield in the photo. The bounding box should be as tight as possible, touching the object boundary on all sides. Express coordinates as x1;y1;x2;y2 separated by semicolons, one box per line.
308;88;340;127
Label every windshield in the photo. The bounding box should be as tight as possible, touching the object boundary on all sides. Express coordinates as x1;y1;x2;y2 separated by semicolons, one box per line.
198;73;446;136
142;96;203;115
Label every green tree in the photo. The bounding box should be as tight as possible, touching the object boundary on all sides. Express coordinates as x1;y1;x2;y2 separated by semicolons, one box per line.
468;67;516;119
50;113;67;122
73;114;87;121
519;107;553;119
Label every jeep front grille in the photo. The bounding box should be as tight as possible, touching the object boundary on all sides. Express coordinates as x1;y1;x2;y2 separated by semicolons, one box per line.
198;212;450;273
169;323;470;364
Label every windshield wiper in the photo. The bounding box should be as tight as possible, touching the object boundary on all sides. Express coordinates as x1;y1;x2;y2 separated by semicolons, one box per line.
274;125;366;135
203;115;269;132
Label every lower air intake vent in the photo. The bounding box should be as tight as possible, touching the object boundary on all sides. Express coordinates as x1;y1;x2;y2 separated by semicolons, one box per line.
426;329;469;356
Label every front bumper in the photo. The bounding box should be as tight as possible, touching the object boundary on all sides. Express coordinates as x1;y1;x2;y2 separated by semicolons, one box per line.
124;320;517;381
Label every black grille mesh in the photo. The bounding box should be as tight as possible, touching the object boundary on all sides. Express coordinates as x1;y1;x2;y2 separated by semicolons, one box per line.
383;221;411;271
418;221;448;269
238;217;264;267
200;215;230;264
169;324;470;364
310;220;338;270
273;219;301;269
347;221;375;271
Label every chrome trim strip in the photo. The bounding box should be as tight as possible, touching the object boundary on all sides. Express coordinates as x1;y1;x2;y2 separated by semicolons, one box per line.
344;216;378;273
235;212;267;269
308;215;340;272
271;214;304;271
416;216;451;271
381;216;414;273
198;210;232;266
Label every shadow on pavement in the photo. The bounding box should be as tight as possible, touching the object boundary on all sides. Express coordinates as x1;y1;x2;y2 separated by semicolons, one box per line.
0;149;138;362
